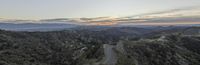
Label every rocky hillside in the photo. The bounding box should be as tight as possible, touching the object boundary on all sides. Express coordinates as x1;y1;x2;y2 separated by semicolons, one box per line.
0;27;200;65
0;30;104;65
117;34;200;65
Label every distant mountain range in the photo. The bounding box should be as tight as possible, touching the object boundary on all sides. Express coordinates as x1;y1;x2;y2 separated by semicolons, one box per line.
1;15;200;28
0;21;200;32
0;23;78;31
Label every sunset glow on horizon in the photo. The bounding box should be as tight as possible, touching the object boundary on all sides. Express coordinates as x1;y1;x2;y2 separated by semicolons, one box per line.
0;0;200;19
0;0;200;25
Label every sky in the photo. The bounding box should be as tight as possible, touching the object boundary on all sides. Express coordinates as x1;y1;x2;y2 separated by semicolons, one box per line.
0;0;200;20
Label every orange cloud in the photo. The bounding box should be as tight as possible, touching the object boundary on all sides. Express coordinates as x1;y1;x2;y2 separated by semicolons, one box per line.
89;21;117;26
121;21;200;26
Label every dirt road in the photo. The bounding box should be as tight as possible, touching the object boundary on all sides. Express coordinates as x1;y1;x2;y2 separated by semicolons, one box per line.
103;44;117;65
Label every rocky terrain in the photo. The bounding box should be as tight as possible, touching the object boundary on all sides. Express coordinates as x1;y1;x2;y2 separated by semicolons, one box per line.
0;26;200;65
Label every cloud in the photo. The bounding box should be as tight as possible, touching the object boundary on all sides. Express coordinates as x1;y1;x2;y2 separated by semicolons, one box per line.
125;5;200;19
88;22;117;26
0;19;35;23
144;6;198;15
0;6;200;26
118;15;200;26
115;6;200;25
40;18;69;22
119;22;200;26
